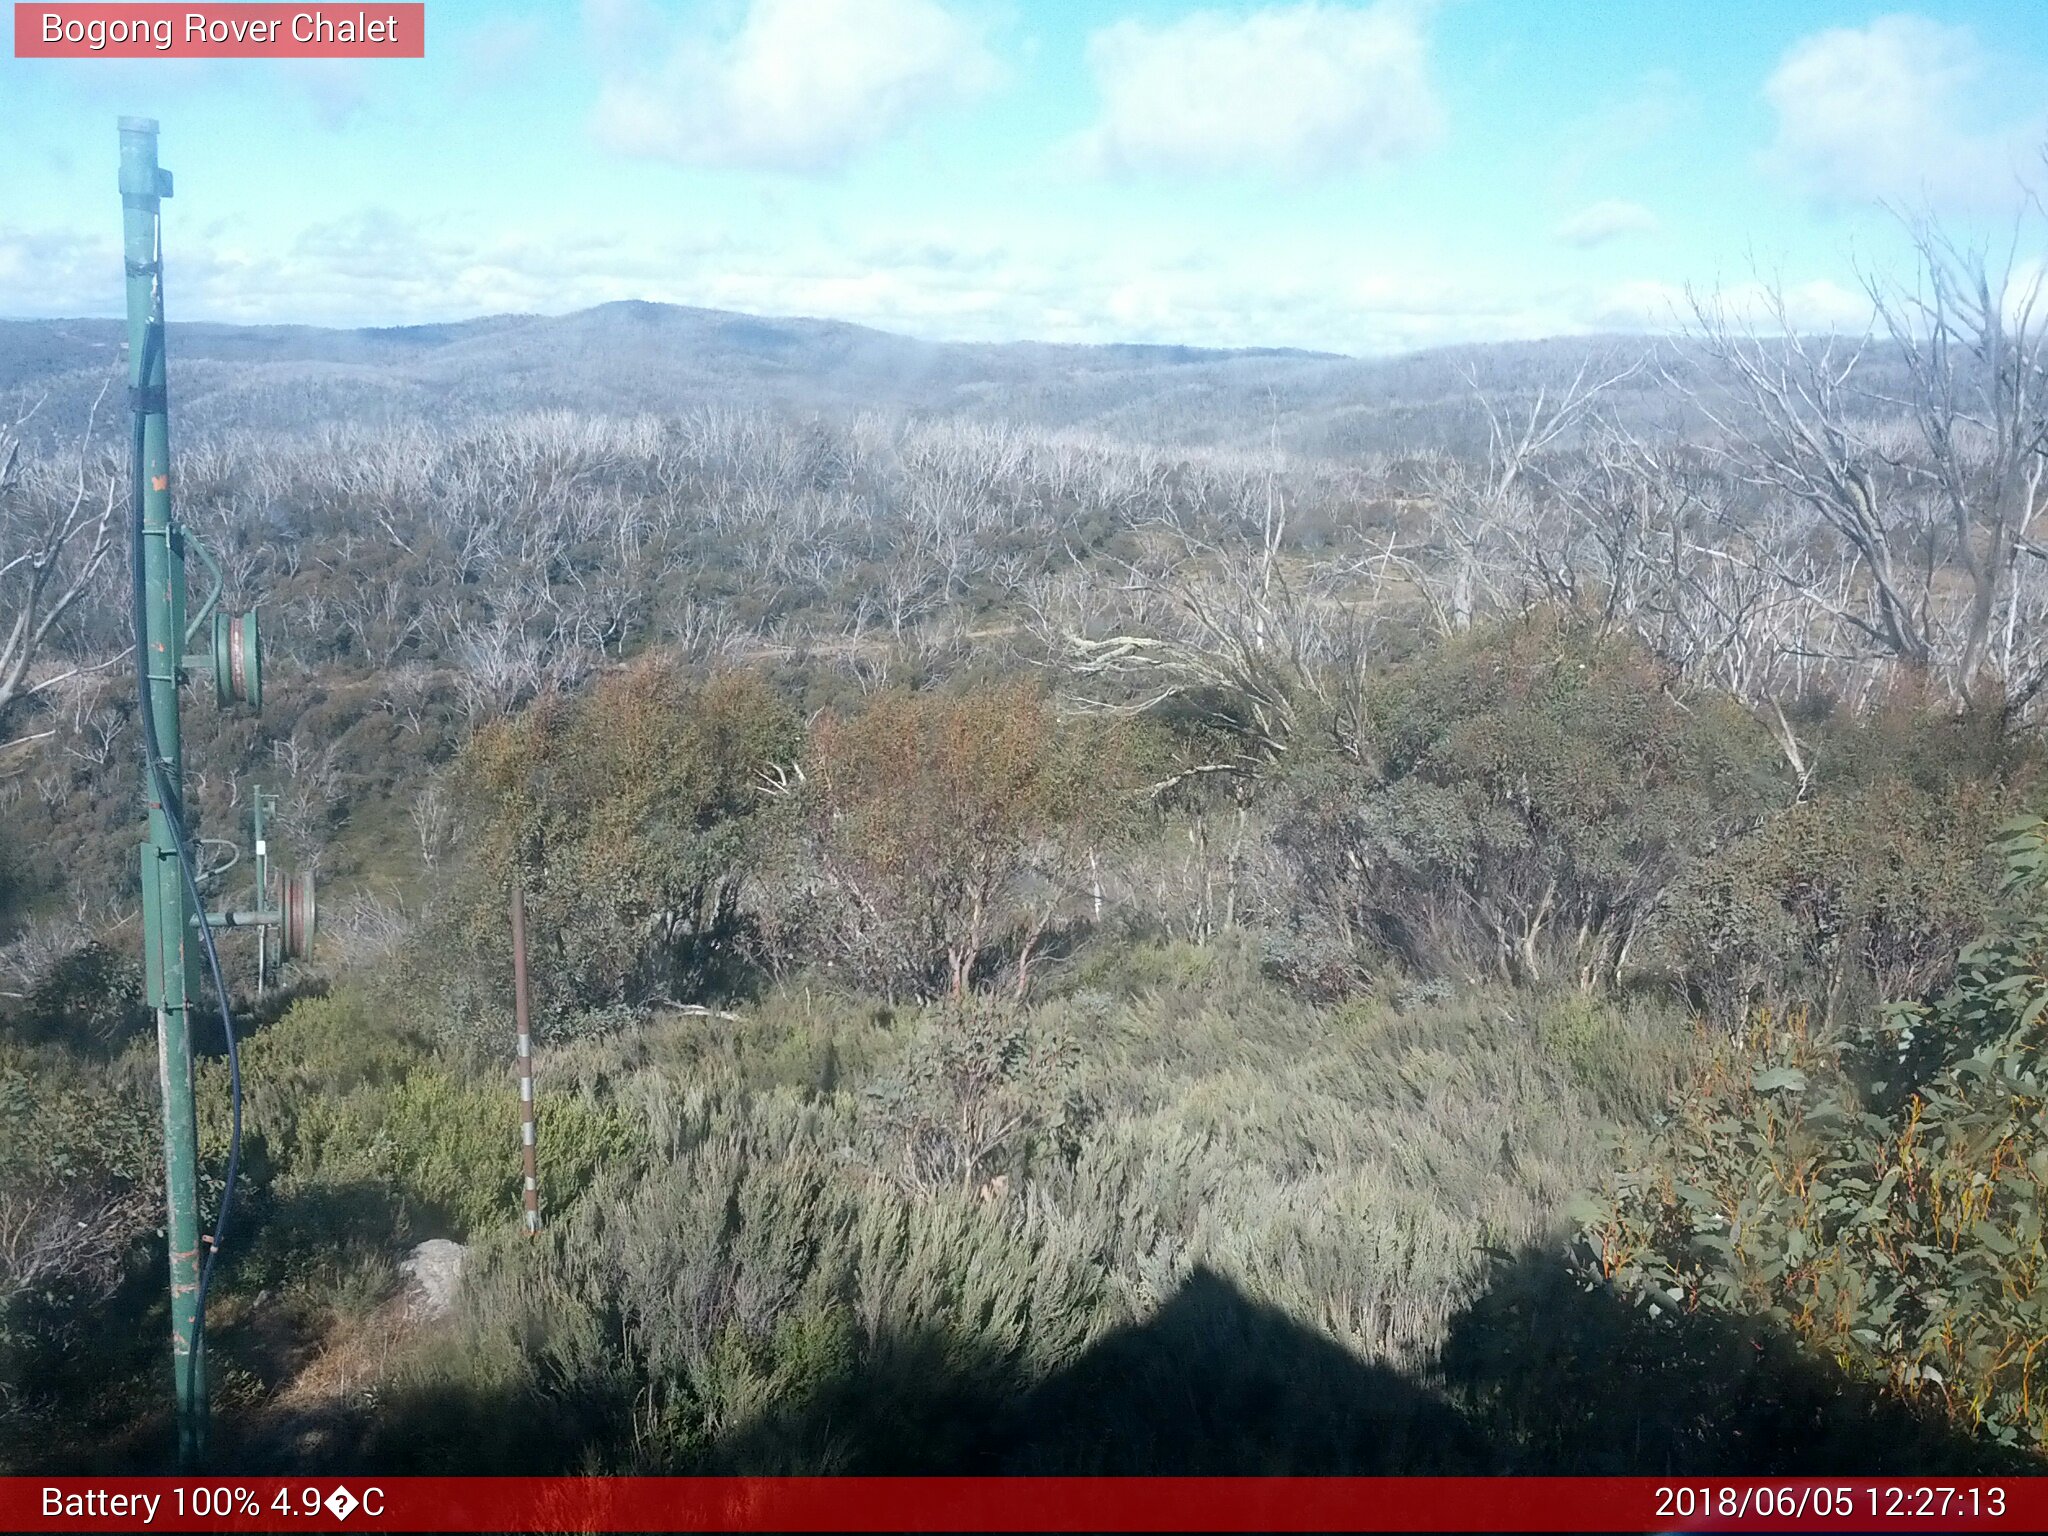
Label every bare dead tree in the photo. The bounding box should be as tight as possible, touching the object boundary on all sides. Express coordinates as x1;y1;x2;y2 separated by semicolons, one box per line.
1867;219;2048;708
1683;221;2048;713
1060;469;1388;779
451;604;552;725
1399;355;1645;635
337;574;426;668
0;378;121;757
409;778;453;871
372;661;439;736
1682;293;1930;669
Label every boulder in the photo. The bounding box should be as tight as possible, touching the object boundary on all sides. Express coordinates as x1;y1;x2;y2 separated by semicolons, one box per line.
397;1238;467;1321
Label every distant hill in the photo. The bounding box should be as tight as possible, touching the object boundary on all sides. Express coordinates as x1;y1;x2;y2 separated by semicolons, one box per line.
0;301;1680;457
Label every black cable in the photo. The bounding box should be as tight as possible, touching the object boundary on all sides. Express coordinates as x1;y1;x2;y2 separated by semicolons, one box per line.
129;300;242;1413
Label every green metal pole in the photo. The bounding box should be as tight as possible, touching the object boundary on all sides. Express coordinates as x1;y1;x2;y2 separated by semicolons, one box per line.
119;116;206;1468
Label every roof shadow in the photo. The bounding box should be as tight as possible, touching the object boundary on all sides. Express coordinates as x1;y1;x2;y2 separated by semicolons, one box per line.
198;1242;2041;1477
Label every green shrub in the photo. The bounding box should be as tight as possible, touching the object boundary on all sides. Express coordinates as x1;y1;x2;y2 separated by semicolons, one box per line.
1066;936;1236;1001
2;942;148;1053
1580;819;2048;1451
200;989;644;1239
425;661;801;1035
376;1067;643;1234
1535;992;1609;1081
790;683;1139;1000
367;1088;1115;1472
860;1001;1082;1197
349;949;1702;1474
1267;614;1782;988
1654;778;2010;1020
0;1038;161;1357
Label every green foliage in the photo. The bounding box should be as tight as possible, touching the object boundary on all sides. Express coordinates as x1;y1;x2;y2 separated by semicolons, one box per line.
1656;777;2011;1018
15;602;2043;1474
199;989;645;1240
372;1069;641;1236
1581;819;2048;1451
0;1038;161;1357
628;982;904;1100
860;1001;1083;1197
1;942;148;1053
790;683;1139;1000
1534;989;1654;1099
370;1086;1116;1472
428;661;800;1035
1269;614;1781;988
1067;935;1236;1000
1798;677;2031;801
348;955;1698;1473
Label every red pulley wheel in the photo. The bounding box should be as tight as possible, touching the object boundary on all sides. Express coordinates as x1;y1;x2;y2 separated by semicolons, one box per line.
279;870;316;961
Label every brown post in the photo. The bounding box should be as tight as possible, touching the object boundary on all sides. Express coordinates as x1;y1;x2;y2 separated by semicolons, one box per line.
511;878;540;1235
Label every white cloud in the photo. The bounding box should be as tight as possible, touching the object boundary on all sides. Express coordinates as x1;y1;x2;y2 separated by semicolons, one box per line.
1079;1;1442;178
1553;199;1660;247
1763;14;2043;209
586;0;996;173
0;228;116;320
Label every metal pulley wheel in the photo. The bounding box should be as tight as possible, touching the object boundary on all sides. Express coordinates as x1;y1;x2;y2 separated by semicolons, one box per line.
279;869;316;960
212;608;261;709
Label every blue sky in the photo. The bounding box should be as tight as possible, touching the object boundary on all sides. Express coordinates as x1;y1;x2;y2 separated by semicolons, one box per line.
2;1;2045;352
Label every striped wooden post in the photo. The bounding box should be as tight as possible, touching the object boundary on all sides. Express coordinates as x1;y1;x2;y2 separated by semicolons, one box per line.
511;878;540;1236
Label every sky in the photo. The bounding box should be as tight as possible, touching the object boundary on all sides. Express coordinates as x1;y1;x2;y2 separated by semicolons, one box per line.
1;0;2045;353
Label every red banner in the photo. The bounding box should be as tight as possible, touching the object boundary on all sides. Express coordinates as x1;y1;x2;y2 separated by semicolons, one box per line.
13;4;424;58
3;1477;2044;1532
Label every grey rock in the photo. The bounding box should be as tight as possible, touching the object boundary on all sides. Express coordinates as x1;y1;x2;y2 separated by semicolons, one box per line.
397;1238;467;1321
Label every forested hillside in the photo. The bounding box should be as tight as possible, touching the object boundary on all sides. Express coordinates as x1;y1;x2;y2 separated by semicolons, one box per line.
4;251;2047;1473
0;305;1717;458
